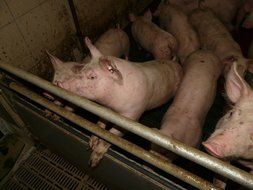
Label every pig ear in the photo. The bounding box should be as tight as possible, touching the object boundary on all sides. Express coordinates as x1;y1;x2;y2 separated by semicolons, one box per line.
84;37;102;58
225;62;251;103
99;57;123;84
71;64;84;74
129;13;136;22
143;9;152;21
46;50;63;70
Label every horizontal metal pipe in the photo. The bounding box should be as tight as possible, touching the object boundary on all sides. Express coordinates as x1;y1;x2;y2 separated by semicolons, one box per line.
9;82;219;190
0;62;253;188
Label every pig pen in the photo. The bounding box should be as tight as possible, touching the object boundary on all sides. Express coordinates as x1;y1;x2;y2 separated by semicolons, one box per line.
0;0;253;189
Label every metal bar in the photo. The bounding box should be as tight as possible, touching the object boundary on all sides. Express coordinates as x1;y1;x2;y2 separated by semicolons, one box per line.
67;0;86;54
0;62;253;188
10;82;219;190
0;89;26;128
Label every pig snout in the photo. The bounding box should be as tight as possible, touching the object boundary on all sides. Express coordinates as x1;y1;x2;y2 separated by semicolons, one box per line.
203;138;227;159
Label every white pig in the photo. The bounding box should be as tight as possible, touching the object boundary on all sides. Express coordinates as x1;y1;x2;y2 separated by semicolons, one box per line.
54;37;183;167
49;27;129;85
154;2;200;63
152;50;222;159
203;61;253;173
190;8;251;76
129;10;177;60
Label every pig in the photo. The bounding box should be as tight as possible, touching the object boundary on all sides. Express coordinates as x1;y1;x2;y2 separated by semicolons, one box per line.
189;8;251;77
165;0;242;28
154;2;200;63
55;37;183;167
203;61;253;174
49;27;129;85
236;0;253;29
129;10;177;60
151;50;222;160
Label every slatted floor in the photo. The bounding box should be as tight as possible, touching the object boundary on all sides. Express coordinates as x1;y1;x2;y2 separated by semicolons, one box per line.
2;149;108;190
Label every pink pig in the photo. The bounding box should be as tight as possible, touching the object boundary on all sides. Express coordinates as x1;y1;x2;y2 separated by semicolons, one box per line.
154;2;200;63
49;27;129;85
203;61;253;173
152;50;222;160
55;37;183;167
190;9;251;76
165;0;242;29
129;10;177;60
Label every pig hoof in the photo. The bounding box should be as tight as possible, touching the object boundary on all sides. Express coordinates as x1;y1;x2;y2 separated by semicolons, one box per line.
88;136;100;150
88;139;111;167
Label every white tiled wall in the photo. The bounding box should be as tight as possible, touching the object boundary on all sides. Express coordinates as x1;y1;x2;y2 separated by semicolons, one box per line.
0;0;75;78
0;0;152;79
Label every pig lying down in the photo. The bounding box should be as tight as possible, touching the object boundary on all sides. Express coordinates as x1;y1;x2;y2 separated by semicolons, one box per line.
54;37;183;167
203;62;253;173
129;10;177;60
154;2;200;63
152;50;222;160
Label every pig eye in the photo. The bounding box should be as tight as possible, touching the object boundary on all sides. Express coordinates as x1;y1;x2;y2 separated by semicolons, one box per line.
108;66;114;73
226;110;234;119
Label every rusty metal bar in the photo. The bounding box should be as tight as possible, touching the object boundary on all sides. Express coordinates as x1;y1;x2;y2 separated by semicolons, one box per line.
9;82;219;190
0;62;253;188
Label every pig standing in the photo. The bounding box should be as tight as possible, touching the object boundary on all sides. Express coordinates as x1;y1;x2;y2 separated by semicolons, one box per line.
129;10;177;60
49;27;130;84
203;61;253;174
152;50;222;159
55;37;183;167
165;0;242;29
154;2;200;63
189;9;251;76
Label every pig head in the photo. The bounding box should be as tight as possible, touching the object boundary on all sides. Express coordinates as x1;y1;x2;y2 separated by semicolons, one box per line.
203;62;253;160
54;37;123;102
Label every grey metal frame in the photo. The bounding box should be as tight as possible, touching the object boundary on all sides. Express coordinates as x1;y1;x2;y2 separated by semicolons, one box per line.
0;61;253;189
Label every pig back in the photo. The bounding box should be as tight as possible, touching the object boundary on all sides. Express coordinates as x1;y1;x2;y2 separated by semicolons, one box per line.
190;9;242;63
164;50;222;126
139;60;183;109
95;28;129;57
158;4;200;63
160;50;222;147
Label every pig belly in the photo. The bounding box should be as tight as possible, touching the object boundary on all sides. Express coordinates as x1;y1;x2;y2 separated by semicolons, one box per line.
160;50;222;147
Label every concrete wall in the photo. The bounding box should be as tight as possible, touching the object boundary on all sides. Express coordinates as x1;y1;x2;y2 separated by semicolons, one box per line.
0;0;153;79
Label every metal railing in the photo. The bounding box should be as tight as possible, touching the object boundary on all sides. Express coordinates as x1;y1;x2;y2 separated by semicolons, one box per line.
0;61;253;189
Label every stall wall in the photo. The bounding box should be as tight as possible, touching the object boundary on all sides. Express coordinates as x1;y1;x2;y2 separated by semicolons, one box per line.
0;0;152;79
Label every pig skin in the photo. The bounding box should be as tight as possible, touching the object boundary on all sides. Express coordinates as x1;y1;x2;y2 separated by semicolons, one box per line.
203;62;253;173
50;27;130;85
155;2;200;63
152;50;222;160
190;8;251;76
56;37;183;167
129;10;177;60
165;0;242;29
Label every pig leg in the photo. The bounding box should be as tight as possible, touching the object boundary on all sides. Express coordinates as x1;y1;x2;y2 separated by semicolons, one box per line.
89;120;107;150
89;127;124;167
89;112;141;167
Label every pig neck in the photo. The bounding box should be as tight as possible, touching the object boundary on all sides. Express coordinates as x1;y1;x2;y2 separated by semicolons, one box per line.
96;57;149;117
